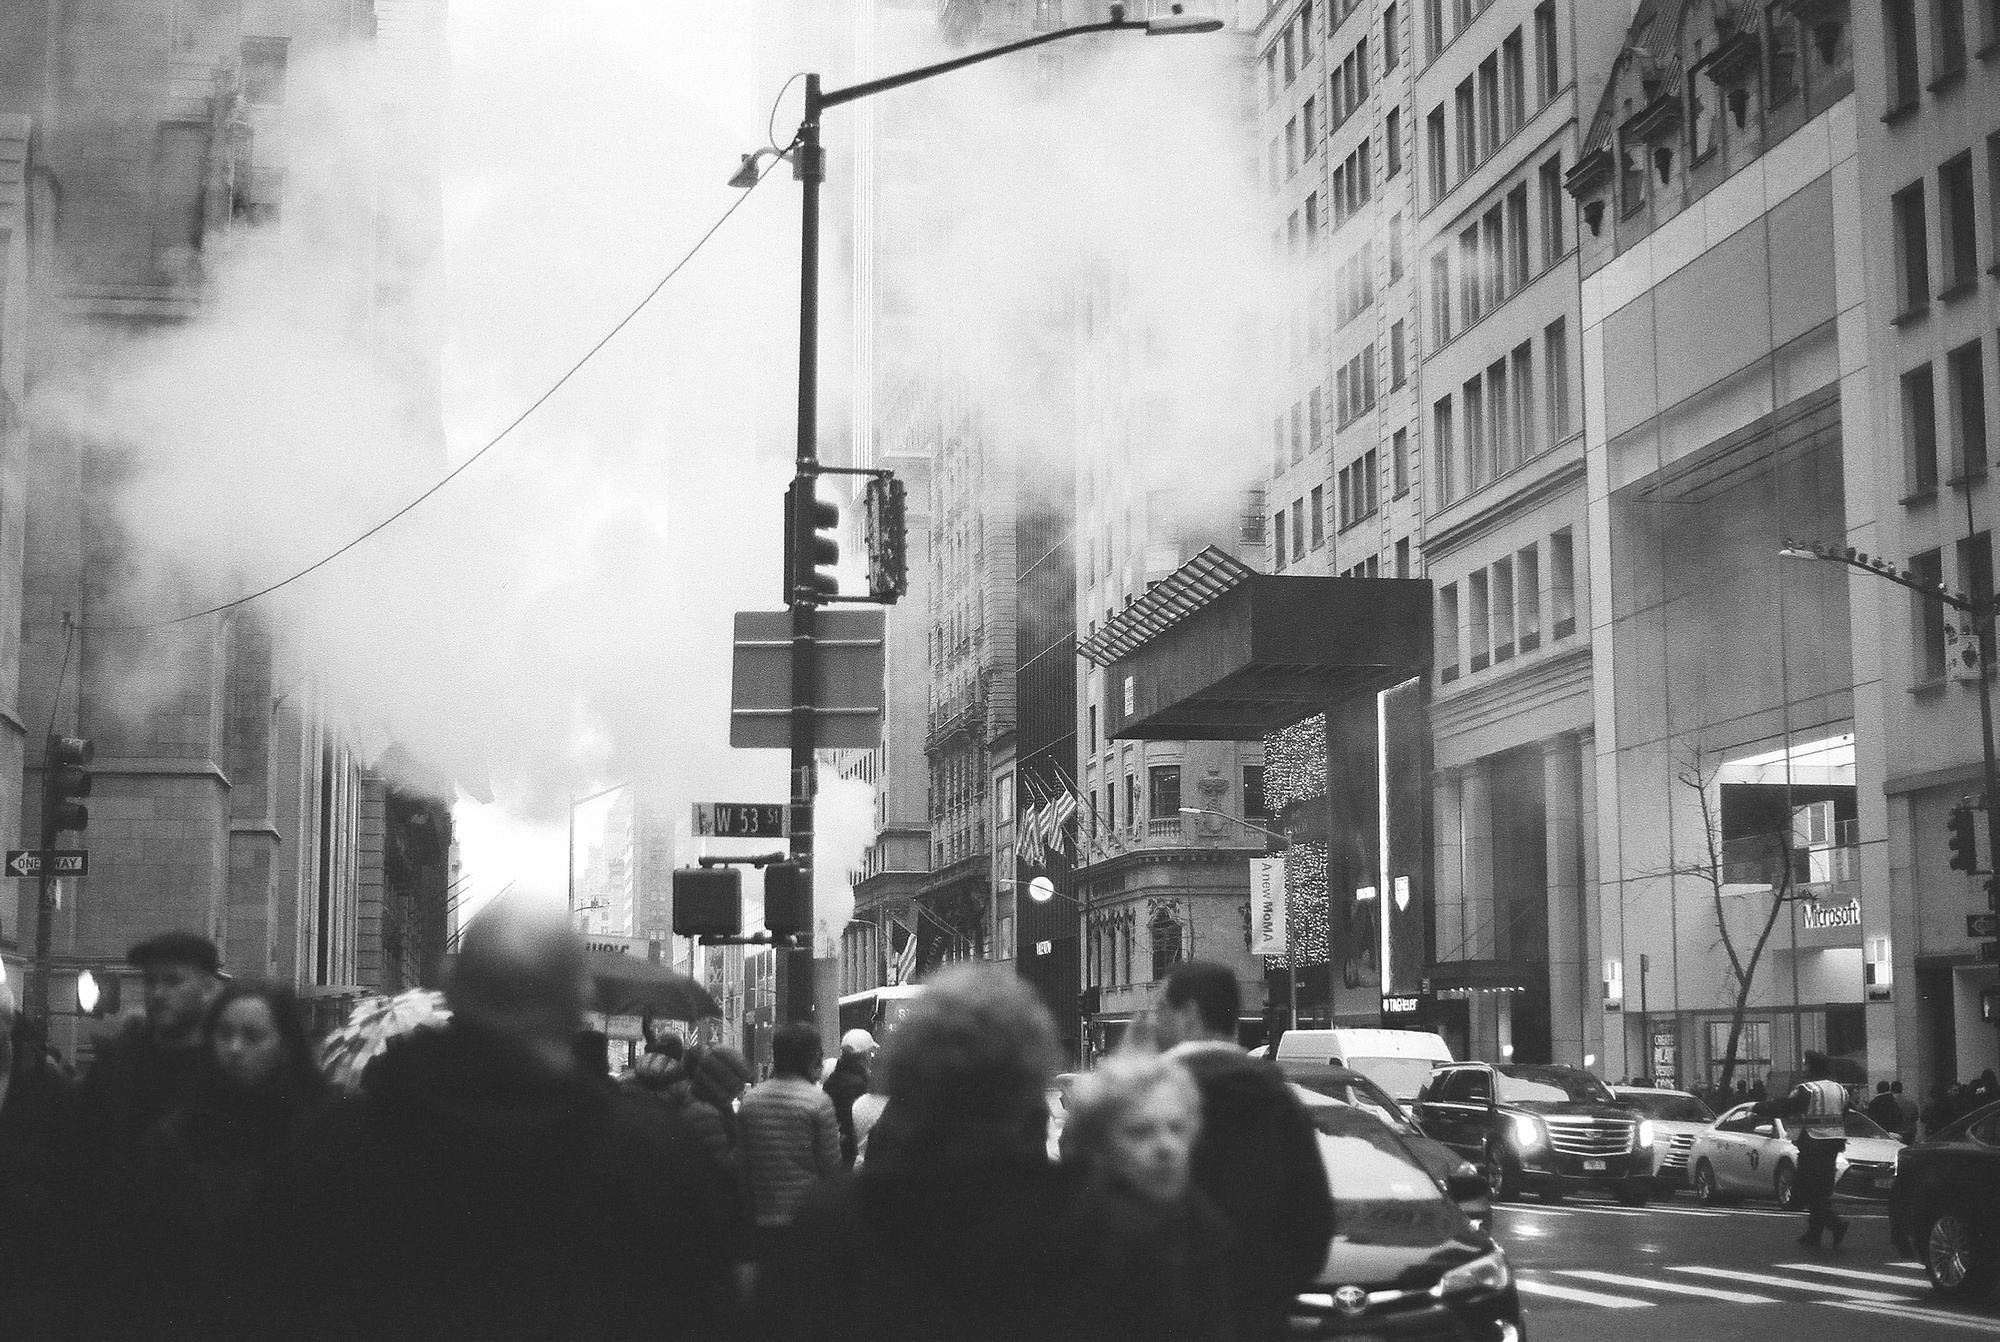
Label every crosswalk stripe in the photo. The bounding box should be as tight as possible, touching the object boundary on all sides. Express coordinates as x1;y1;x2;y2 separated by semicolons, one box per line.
1516;1278;1654;1308
1822;1299;2000;1335
1667;1266;1917;1302
1555;1269;1776;1304
1777;1261;1934;1287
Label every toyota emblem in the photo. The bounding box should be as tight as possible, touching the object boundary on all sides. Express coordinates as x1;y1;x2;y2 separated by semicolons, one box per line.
1332;1285;1368;1315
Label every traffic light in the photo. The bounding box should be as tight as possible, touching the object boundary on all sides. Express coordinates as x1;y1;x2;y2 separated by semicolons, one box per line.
76;967;120;1018
783;479;840;603
1949;801;1980;874
763;862;807;938
671;867;742;938
43;735;92;837
863;473;908;603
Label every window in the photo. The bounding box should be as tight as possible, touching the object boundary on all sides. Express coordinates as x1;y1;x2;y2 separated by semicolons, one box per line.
1502;29;1525;137
1304;97;1318;159
1284;24;1297;82
1437;583;1460;676
1391;320;1407;388
1434;396;1456;502
1393;428;1410;496
1511;341;1536;457
1426;0;1445;62
1310;385;1325;453
1389;212;1404;279
1286;117;1299;178
1300;1;1315;63
1482;206;1505;308
1151;909;1184;980
1264;48;1278;104
1396;537;1412;577
1689;65;1719;162
1486;357;1510;476
1306;191;1320;241
1539;155;1565;266
1912;547;1948;680
1427;108;1449;202
1148;765;1182;820
1550;527;1576;638
1386;107;1402;177
1362;446;1379;516
1990;133;2000;269
1292;498;1306;560
1904;361;1939;493
1358;139;1373;205
1619;131;1647;217
1432;252;1464;344
1517;543;1541;649
1463;375;1486;488
1492;556;1516;661
1126;774;1140;832
1455;79;1477;176
1311;485;1326;547
1961;530;1994;621
1506;184;1530;292
1768;3;1802;106
1936;0;1968;83
241;36;289;106
1275;510;1288;569
1244;765;1269;819
1885;0;1920;108
1544;318;1570;441
1468;569;1491;670
1477;56;1501;159
1948;341;1987;480
1384;1;1401;69
1940;152;1978;293
1088;704;1098;753
1534;2;1558;103
1459;227;1482;325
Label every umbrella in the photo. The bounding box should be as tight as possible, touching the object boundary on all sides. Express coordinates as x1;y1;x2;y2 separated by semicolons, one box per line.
318;988;452;1093
587;949;722;1021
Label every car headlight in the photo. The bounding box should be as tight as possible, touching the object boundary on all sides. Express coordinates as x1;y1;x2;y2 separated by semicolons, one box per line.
1436;1248;1512;1298
1510;1113;1543;1149
1637;1120;1656;1149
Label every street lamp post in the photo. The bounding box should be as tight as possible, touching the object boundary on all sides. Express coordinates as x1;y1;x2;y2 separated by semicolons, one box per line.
741;4;1222;1038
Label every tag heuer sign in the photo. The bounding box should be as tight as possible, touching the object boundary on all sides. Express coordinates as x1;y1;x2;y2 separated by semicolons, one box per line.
692;803;788;839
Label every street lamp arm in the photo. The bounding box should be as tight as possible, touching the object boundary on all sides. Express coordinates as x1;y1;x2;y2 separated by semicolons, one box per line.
822;19;1138;110
1781;539;1987;617
1179;807;1289;843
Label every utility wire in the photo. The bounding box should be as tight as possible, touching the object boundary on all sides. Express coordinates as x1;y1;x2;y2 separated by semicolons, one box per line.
94;161;780;634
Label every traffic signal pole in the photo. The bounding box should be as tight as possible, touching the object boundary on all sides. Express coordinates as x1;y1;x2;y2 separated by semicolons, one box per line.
25;755;54;1025
779;75;824;1037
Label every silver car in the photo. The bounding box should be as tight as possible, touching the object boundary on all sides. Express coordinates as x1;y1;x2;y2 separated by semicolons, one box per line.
1689;1101;1903;1205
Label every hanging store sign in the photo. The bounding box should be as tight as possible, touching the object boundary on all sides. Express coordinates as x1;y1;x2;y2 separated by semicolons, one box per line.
1250;857;1287;957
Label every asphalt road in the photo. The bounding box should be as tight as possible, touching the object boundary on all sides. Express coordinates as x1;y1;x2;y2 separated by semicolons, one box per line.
1496;1190;2000;1341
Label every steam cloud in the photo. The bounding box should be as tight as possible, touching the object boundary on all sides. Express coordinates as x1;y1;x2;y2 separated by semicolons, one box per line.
29;4;1279;917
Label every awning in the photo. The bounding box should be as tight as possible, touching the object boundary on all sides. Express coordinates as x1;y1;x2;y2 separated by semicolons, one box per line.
1082;548;1431;741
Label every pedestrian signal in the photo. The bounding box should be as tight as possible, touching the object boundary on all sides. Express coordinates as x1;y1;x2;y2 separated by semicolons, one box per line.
672;867;742;938
763;862;807;938
1949;801;1980;874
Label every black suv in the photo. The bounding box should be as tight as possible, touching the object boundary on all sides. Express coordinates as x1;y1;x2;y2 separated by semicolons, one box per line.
1417;1062;1654;1205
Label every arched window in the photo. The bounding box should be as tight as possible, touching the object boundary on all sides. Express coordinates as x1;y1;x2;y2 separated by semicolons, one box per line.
1150;907;1185;981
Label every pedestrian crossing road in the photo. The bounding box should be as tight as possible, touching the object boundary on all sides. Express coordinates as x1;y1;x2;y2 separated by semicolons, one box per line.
1492;1198;2000;1342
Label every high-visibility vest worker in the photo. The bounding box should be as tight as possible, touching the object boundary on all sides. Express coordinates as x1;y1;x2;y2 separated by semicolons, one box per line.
1797;1078;1846;1141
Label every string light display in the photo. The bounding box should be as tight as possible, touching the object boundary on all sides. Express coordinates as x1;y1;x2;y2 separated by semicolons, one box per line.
1265;715;1329;968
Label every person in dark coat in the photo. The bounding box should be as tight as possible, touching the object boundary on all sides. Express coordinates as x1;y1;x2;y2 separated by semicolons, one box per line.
1866;1080;1902;1133
760;966;1195;1341
1;986;76;1335
823;1028;877;1167
690;1044;754;1152
260;896;742;1339
1156;961;1334;1340
627;1035;732;1167
125;981;325;1337
1060;1050;1236;1341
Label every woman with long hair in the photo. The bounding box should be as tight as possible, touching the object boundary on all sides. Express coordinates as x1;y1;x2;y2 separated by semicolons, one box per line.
124;980;326;1337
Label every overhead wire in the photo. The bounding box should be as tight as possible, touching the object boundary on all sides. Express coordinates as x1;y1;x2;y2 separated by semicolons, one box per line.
93;152;785;634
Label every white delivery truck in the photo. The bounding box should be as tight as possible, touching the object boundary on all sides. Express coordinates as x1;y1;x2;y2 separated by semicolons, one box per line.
1274;1027;1454;1104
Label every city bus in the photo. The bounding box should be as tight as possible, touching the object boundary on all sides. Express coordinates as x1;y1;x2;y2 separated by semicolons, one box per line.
839;983;925;1045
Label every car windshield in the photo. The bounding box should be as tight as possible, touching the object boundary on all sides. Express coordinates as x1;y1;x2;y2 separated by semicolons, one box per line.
1616;1091;1714;1123
1346;1056;1439;1103
1497;1066;1615;1105
1288;1072;1418;1134
1306;1105;1466;1255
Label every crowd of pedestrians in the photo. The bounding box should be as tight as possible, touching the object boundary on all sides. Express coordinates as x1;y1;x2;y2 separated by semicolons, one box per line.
0;901;1333;1340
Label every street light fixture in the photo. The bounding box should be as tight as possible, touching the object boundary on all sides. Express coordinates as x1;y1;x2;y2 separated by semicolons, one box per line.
734;4;1223;1035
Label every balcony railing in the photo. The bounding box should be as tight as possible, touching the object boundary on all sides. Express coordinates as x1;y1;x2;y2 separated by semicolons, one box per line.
1146;815;1185;841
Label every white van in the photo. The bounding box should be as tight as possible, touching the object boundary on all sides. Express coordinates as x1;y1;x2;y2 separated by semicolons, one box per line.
1273;1028;1453;1103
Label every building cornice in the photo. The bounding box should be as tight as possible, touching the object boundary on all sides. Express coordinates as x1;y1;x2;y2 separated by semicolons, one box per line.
1430;643;1593;747
1422;452;1586;559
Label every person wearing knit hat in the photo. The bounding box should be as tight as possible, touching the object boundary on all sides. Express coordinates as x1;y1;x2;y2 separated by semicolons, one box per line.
824;1029;878;1167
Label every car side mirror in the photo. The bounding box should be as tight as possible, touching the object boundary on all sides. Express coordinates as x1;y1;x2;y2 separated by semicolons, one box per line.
1754;1122;1776;1137
1446;1171;1493;1204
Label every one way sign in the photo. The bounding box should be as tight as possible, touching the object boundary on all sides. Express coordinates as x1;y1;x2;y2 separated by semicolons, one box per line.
6;849;88;877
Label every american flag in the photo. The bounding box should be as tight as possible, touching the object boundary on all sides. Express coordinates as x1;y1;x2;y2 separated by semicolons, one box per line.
888;915;917;986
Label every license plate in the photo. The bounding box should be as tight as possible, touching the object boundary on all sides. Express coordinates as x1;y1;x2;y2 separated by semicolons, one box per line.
1584;1159;1607;1171
1874;1177;1895;1190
